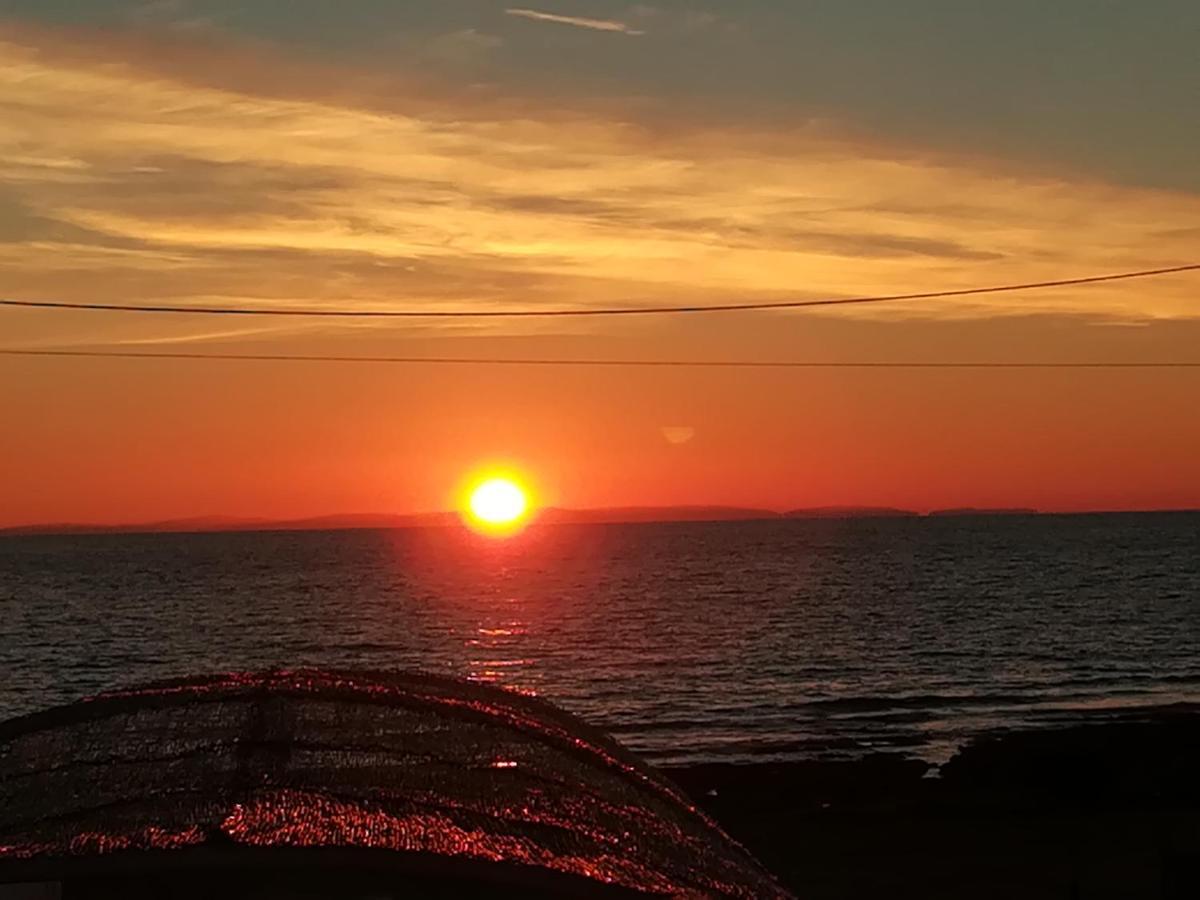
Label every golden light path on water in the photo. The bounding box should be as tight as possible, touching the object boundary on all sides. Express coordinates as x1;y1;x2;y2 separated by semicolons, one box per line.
454;471;540;688
466;594;537;691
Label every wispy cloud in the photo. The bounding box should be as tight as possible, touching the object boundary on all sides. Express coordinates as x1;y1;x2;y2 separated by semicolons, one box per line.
1;21;1197;351
124;0;222;33
505;7;645;35
629;6;733;33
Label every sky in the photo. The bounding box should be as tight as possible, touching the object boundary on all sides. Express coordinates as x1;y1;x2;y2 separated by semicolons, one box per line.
1;1;1198;525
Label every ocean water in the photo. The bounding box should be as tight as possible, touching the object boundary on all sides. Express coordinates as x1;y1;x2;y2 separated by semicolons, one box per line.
1;513;1197;765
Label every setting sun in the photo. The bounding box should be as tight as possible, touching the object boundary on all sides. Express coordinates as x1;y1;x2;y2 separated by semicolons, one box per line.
463;476;532;536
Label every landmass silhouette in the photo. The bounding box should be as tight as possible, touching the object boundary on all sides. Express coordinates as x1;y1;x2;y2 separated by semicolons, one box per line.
0;505;1085;537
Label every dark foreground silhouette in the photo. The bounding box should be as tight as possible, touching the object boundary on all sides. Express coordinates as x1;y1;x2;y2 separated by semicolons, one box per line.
3;672;1197;898
670;709;1200;899
0;670;789;899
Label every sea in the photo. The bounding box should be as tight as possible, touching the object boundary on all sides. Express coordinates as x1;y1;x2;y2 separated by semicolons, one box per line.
1;513;1197;766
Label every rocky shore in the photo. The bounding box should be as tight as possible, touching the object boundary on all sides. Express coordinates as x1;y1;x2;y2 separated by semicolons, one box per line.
666;708;1200;898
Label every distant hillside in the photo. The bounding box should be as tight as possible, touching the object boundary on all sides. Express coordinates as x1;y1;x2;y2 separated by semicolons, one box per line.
783;507;919;519
257;513;458;531
0;505;1081;538
0;513;453;537
0;516;272;537
539;506;779;525
0;506;779;537
929;508;1039;517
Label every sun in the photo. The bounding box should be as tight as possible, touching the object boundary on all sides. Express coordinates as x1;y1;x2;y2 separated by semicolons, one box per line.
462;475;532;536
470;478;527;524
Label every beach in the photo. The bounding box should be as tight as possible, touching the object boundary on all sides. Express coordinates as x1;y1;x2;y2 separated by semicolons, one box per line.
669;708;1200;897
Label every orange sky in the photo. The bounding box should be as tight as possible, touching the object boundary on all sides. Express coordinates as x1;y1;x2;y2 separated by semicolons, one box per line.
1;13;1199;526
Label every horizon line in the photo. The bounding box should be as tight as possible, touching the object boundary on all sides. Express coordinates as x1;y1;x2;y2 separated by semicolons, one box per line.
4;504;1199;538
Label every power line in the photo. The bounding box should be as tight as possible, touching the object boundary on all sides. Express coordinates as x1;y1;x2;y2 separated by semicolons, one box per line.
1;264;1196;319
3;349;1197;369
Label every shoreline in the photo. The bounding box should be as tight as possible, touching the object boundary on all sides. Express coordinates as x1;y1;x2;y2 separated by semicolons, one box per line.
624;697;1200;771
665;709;1200;897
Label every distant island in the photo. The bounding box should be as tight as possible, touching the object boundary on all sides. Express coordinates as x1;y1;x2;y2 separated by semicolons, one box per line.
538;506;777;525
4;506;1194;538
928;507;1039;517
0;508;776;537
0;513;457;537
783;507;919;519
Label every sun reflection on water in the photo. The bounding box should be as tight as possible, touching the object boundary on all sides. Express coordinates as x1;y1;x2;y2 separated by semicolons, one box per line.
465;596;540;695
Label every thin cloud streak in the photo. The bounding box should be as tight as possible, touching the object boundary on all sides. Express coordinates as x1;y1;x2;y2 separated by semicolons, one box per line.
1;21;1199;361
505;8;645;35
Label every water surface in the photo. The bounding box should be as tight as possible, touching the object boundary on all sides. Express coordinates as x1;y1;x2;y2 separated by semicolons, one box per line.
2;513;1197;764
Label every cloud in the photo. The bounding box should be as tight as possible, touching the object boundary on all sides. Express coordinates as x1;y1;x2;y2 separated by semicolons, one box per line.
123;0;221;33
418;29;505;66
629;6;732;33
505;8;645;35
1;19;1198;358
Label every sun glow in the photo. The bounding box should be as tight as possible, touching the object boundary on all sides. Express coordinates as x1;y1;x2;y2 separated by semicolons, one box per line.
463;475;532;536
